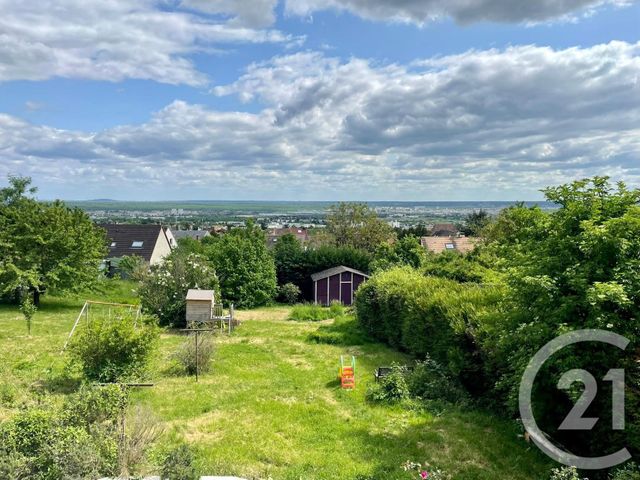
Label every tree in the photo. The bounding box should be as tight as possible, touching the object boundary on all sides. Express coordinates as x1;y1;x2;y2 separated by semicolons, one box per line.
460;209;491;236
371;235;426;271
138;251;218;327
325;202;396;253
273;233;306;286
20;295;37;336
0;176;107;305
204;221;277;308
483;177;640;458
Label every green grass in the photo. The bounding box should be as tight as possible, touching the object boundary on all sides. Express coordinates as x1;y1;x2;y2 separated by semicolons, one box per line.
288;302;345;321
0;283;552;479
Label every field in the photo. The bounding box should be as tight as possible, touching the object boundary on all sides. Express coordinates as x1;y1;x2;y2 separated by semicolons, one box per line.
0;281;553;479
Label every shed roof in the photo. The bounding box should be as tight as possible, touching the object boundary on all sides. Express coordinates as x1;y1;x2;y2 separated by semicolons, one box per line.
311;265;370;282
99;223;165;262
186;289;215;301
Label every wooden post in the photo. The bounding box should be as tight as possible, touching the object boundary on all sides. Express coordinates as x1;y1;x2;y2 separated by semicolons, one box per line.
195;330;199;383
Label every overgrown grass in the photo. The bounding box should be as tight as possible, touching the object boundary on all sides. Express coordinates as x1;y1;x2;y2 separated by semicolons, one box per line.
288;301;345;321
0;283;554;479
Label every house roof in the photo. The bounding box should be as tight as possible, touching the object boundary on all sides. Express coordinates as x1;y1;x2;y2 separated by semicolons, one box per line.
186;289;215;301
173;230;210;241
430;223;459;236
421;236;479;254
98;223;164;262
311;265;370;281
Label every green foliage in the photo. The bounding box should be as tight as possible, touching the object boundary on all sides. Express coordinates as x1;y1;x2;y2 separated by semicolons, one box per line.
461;209;491;236
610;462;640;480
277;282;301;304
288;302;345;321
481;177;640;455
172;333;215;376
139;251;219;327
326;202;396;253
160;444;199;480
421;250;492;283
273;233;305;286
68;315;159;382
117;255;149;281
549;467;585;480
407;357;468;404
19;294;37;335
0;386;123;480
371;235;426;271
355;266;502;393
204;221;277;308
366;364;410;403
0;176;107;305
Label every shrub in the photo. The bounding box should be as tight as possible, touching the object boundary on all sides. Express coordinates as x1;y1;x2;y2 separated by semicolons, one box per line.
407;356;468;404
366;364;410;403
611;463;640;480
288;302;344;321
278;282;301;304
172;333;215;376
68;315;159;382
139;251;219;327
355;266;501;394
549;467;585;480
119;406;164;477
117;255;149;281
160;444;198;480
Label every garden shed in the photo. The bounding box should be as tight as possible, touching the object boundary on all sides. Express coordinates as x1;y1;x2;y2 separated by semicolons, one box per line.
311;266;369;306
186;289;215;323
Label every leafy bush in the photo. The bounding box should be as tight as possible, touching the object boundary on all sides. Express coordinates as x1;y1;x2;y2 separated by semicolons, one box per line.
0;386;124;480
117;255;149;281
204;221;276;308
288;302;344;321
610;463;640;480
172;333;215;376
407;356;468;404
366;364;410;403
278;282;301;304
355;266;501;394
160;444;198;480
139;251;219;327
68;315;159;382
549;467;585;480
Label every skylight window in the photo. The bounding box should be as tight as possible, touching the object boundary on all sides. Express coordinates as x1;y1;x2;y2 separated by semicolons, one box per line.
110;242;117;247
445;243;455;249
131;241;144;248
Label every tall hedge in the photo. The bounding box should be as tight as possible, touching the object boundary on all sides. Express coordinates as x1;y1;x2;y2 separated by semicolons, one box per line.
355;266;502;393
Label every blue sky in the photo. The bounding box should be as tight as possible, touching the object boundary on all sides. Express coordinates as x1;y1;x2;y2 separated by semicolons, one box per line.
0;0;638;201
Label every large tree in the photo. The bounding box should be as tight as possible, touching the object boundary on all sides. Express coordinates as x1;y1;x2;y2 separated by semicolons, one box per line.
204;221;277;308
0;176;106;305
325;202;396;253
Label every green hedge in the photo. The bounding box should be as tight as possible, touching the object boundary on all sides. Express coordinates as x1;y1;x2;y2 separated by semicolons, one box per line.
355;266;502;393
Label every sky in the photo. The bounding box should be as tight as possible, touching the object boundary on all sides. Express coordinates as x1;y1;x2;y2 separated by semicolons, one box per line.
0;0;639;201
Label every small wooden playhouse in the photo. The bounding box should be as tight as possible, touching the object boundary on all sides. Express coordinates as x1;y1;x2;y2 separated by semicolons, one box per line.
185;289;215;323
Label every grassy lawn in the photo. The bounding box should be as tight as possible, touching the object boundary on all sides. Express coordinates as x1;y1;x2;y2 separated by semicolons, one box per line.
0;283;552;479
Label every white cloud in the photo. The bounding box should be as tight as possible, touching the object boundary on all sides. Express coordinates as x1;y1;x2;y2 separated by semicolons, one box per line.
0;0;293;85
2;42;640;200
181;0;279;28
285;0;635;24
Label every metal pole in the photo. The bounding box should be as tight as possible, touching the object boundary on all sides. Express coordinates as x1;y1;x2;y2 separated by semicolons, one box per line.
195;330;199;383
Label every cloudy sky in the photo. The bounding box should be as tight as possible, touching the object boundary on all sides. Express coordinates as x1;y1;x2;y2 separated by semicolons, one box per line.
0;0;639;200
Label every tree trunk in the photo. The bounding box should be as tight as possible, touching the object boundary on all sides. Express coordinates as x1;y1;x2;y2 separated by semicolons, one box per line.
32;289;40;307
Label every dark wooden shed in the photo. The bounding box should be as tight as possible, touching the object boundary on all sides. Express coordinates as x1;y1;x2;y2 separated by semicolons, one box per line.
311;266;369;306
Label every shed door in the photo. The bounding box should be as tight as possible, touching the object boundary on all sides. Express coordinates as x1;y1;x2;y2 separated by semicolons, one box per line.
316;278;328;305
340;282;352;305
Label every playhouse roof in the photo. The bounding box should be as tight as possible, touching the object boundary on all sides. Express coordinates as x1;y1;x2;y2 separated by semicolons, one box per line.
186;289;215;301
